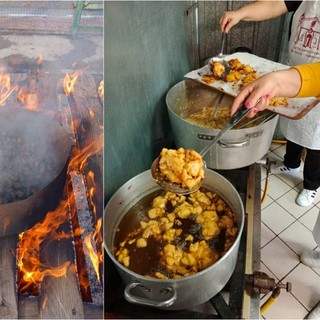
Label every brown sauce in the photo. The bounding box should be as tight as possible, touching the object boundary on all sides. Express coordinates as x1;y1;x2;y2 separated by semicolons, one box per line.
113;188;238;278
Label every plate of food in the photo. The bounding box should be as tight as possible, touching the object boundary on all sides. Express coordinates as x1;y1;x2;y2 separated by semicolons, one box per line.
184;52;320;120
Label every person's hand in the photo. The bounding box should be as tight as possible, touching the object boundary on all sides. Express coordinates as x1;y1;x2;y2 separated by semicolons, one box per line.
220;11;242;33
230;73;281;118
230;68;301;118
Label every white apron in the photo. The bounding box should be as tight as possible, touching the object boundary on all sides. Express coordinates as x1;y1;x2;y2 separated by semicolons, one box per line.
279;0;320;149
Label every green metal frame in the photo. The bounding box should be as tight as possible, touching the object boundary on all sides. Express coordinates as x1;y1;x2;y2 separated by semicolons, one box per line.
72;0;103;34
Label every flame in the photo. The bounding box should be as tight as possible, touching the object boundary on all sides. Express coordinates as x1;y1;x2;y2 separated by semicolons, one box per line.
84;170;104;280
17;83;39;111
17;134;104;294
98;80;104;100
37;53;44;65
15;59;103;297
0;70;18;105
17;198;73;294
89;108;95;120
84;218;103;283
68;133;103;173
63;66;88;96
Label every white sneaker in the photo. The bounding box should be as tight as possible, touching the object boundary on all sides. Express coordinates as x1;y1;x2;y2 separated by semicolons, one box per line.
300;250;320;268
271;163;300;175
296;189;317;207
307;300;320;319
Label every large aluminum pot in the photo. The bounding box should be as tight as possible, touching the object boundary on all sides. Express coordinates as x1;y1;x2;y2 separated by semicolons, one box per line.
166;79;278;169
104;168;244;310
0;107;73;237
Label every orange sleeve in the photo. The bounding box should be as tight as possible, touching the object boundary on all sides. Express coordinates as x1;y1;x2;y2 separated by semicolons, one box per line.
292;62;320;98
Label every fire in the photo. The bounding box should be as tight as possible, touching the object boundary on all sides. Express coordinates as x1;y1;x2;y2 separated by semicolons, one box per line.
84;170;104;281
84;218;103;283
69;133;103;173
14;57;103;299
17;135;104;295
17;199;73;294
98;80;104;100
63;66;88;96
0;70;18;105
17;82;39;111
37;53;44;65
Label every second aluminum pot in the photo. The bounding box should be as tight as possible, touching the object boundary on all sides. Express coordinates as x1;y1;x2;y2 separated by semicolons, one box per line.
104;169;244;310
166;79;278;170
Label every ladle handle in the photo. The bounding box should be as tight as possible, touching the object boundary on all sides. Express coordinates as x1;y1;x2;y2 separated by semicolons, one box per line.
219;33;226;57
199;104;250;157
228;104;251;125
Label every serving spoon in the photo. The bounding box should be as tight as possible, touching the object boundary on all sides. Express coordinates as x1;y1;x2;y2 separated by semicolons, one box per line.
208;33;230;79
151;103;252;195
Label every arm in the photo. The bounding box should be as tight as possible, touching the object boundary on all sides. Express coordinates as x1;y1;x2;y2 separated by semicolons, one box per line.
230;62;320;118
293;63;320;98
220;1;288;33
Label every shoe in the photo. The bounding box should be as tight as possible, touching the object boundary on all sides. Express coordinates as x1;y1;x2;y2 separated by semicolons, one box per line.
271;163;300;175
300;250;320;268
307;300;320;319
296;188;317;207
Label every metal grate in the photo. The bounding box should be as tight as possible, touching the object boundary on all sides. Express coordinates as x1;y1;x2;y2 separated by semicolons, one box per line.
0;1;103;35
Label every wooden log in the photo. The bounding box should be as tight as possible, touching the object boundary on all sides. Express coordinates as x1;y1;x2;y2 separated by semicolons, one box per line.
83;302;103;319
18;296;40;319
70;74;103;180
39;218;85;319
69;172;103;304
0;235;18;319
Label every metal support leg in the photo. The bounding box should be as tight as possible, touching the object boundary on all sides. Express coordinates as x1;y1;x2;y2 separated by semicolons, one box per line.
72;0;86;34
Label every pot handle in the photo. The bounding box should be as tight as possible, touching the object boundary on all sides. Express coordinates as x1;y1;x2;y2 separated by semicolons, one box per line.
218;139;249;148
124;282;177;308
197;133;250;148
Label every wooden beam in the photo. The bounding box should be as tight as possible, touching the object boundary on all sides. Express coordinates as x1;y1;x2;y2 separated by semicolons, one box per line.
0;235;18;319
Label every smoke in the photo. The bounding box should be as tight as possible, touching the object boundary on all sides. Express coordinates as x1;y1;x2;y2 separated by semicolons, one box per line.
0;107;71;203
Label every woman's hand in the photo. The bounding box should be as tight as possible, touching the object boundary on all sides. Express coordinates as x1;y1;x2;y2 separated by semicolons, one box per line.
230;69;301;117
220;11;242;33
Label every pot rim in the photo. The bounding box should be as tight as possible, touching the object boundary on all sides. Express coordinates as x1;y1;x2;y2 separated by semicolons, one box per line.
165;79;278;132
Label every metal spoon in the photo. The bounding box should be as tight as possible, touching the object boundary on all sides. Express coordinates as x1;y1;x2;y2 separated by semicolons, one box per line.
151;103;252;195
208;33;230;79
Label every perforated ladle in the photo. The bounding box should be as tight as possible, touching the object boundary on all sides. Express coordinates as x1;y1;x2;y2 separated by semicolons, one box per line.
151;104;252;194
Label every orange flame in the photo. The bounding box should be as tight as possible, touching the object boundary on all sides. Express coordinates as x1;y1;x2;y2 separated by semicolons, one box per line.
84;170;104;281
17;84;39;111
17;198;74;294
68;133;103;173
84;218;103;283
17;134;104;294
0;70;18;105
98;80;104;101
37;53;44;65
63;66;88;96
15;59;103;296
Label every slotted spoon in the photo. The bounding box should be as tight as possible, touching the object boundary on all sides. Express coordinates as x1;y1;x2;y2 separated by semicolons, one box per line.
151;104;251;194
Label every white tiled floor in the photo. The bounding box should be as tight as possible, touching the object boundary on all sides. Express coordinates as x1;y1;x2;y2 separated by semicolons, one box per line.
259;142;320;319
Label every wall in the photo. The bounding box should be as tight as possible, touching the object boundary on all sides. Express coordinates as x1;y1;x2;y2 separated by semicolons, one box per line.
105;1;193;202
197;1;286;64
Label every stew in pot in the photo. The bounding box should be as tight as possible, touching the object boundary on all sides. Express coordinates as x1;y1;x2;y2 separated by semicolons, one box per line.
113;188;238;279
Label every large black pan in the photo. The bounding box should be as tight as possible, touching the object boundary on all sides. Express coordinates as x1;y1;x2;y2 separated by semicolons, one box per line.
0;107;73;236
